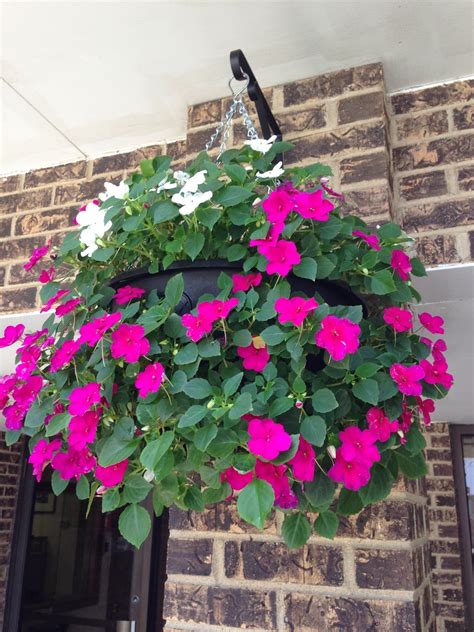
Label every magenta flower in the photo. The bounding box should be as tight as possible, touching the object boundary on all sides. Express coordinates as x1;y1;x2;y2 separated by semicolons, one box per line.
198;298;239;322
420;359;453;389
3;403;27;430
29;438;62;481
289;436;315;481
56;298;82;317
114;285;146;305
328;451;371;491
275;296;318;327
255;460;291;497
68;410;100;450
40;289;70;313
50;339;81;373
383;306;413;333
416;397;435;426
181;313;213;342
419;312;445;334
390;250;412;281
247;417;292;460
52;447;96;481
400;400;413;433
315;315;361;361
339;427;380;467
262;189;294;224
366;407;399;442
0;324;25;348
135;362;165;398
389;363;425;396
69;383;101;416
111;324;150;363
352;230;381;251
275;487;299;509
12;375;43;406
232;272;262;293
79;312;122;347
24;241;51;271
38;266;56;283
432;339;448;362
293;189;334;221
263;240;301;276
237;339;270;372
95;459;128;487
220;467;253;491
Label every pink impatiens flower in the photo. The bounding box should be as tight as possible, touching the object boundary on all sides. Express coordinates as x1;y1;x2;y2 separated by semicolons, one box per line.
247;417;292;460
339;427;381;466
293;189;334;221
198;298;239;322
55;298;82;317
79;312;122;346
232;272;262;293
289;436;315;481
111;324;150;363
135;362;165;398
366;407;399;442
262;189;294;224
181;313;213;342
40;289;70;313
417;397;435;426
420;359;453;389
390;249;412;281
50;339;81;373
315;315;361;361
114;285;146;305
69;382;101;416
68;410;100;450
29;438;62;481
52;447;96;481
0;324;25;348
95;459;128;487
419;312;445;334
383;306;413;333
352;230;381;251
12;375;43;406
255;460;291;497
220;467;253;491
275;297;318;327
251;239;301;277
389;363;425;396
328;451;371;491
3;403;27;430
237;338;270;372
38;267;56;283
24;242;51;271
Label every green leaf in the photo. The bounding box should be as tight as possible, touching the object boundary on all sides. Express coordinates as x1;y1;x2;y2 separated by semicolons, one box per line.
395;447;427;479
102;488;120;512
261;325;286;346
184;233;205;260
152;200;179;224
215;185;253;207
203;483;232;504
378;222;401;240
410;256;427;277
355;363;380;378
194;424;218;451
139;432;174;470
370;270;397;295
226;244;247;261
405;424;427;455
359;464;394;505
293;257;317;281
233;329;252;347
122;474;153;503
304;471;335;508
312;388;338;413
223;372;243;398
207;429;240;457
155;474;179;506
237;479;274;529
165;273;184;308
316;255;336;279
183;485;205;512
229;392;253;420
224;164;248;184
281;513;312;548
337;488;363;515
183;378;213;399
178;405;208;428
140;159;155;177
196;207;221;230
374;372;399;401
45;412;70;437
352;378;379;405
198;339;221;358
76;476;90;500
51;471;68;496
300;415;326;446
90;247;115;262
118;504;151;548
174;343;198;365
99;435;140;467
269;397;294;417
314;510;339;539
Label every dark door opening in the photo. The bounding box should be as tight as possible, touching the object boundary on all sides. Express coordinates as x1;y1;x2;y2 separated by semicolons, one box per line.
5;455;168;632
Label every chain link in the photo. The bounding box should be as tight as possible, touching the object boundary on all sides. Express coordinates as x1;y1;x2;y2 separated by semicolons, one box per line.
205;88;259;162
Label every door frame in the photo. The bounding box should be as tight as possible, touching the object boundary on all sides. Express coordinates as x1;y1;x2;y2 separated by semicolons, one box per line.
450;423;474;631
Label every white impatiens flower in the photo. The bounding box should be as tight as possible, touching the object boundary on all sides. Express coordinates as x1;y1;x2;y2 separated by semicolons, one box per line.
172;190;213;216
155;176;177;193
98;180;129;202
181;170;207;194
256;161;285;179
173;170;190;186
76;201;112;257
245;135;277;154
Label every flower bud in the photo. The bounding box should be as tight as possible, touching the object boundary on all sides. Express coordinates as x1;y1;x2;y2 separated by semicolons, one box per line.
295;400;304;409
327;445;337;459
320;177;330;184
141;425;150;432
397;430;405;438
252;197;262;206
362;268;369;275
207;399;215;409
144;469;155;483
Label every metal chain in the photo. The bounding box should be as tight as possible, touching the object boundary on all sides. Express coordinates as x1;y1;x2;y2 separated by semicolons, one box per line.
205;89;259;162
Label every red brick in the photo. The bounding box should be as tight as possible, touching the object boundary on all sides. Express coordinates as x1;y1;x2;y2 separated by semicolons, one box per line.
338;91;385;124
395;110;449;142
340;151;388;184
0;189;53;216
402;197;474;232
14;207;76;236
415;234;460;265
391;79;474;114
393;134;474;171
0;286;37;313
458;166;474;191
54;176;120;205
166;538;212;575
0;175;21;194
399;170;447;201
188;100;222;129
342;184;391;218
453;104;474;130
355;549;420;590
24;161;87;188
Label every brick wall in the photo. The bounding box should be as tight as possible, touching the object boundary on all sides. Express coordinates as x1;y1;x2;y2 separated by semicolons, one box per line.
0;63;473;630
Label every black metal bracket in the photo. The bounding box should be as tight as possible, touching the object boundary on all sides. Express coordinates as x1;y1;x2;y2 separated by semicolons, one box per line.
230;49;282;143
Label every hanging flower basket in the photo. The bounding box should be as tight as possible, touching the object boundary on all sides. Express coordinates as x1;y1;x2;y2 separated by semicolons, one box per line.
1;138;453;548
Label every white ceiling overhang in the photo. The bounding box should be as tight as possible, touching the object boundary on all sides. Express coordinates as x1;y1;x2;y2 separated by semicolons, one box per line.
1;0;473;175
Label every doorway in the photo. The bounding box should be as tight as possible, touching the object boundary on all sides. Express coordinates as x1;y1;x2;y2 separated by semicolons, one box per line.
4;455;168;632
